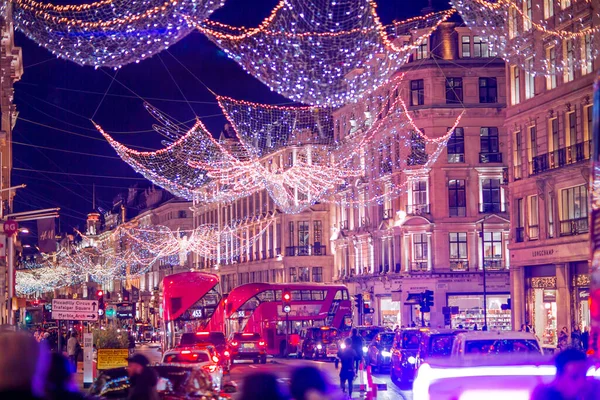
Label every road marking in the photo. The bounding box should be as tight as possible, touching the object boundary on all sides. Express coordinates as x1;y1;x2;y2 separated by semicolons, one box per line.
249;365;257;369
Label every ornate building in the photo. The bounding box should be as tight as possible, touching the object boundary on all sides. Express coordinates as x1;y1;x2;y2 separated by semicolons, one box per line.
332;19;511;329
506;0;599;348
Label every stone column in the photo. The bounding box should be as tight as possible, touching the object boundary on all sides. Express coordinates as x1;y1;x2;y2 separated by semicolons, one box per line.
510;265;526;329
556;263;572;333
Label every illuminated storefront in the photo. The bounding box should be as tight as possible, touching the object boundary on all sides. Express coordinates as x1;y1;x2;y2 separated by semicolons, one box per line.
448;293;511;330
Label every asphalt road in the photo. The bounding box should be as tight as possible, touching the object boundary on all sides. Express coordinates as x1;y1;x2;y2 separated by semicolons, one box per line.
135;344;412;399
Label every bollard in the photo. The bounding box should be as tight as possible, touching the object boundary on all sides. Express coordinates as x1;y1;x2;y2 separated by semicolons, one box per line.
366;364;376;399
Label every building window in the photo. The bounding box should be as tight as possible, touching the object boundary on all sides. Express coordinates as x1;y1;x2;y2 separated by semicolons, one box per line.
289;267;297;283
582;34;593;75
544;0;554;18
480;127;501;163
564;39;575;83
473;36;489;57
483;232;503;269
299;267;310;282
509;8;518;39
461;36;471;57
449;232;468;260
416;38;428;60
529;195;539;240
567;111;577;149
298;221;309;247
528;126;537;173
178;210;187;219
525;58;535;99
516;198;525;242
410;79;424;106
523;0;532;31
511;66;520;105
312;267;323;283
561;0;571;9
447;127;465;163
410;180;428;215
548;195;555;238
549;117;560;152
413;233;428;262
481;178;501;213
445;78;463;104
560;185;588;236
514;131;522;179
584;105;592;144
546;47;557;90
313;220;322;246
449;179;466;217
479;77;498;103
407;130;428;166
288;221;294;247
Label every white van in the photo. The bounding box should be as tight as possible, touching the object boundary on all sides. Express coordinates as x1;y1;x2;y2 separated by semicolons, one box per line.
451;331;543;357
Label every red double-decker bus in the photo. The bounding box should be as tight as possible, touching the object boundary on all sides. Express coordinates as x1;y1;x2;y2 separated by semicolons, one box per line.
162;271;223;349
216;283;353;355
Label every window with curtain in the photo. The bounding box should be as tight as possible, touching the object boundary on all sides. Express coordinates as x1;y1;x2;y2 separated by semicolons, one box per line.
449;232;468;260
410;79;424;106
416;38;428;60
413;233;428;261
298;221;309;247
461;36;471;57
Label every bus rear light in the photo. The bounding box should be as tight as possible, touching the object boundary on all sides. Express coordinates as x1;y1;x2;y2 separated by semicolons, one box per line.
196;332;209;336
212;356;219;363
259;341;266;347
203;365;218;373
231;341;239;347
181;350;191;355
242;333;254;336
223;350;230;357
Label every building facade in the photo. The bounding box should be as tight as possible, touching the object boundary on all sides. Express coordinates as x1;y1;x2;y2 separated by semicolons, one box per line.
332;20;512;330
506;0;599;348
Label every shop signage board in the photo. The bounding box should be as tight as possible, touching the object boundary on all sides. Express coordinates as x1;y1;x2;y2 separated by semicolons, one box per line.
83;332;93;386
97;349;129;370
116;302;135;319
51;299;99;321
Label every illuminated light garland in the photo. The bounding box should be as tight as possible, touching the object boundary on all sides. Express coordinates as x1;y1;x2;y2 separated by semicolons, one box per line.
451;0;599;76
195;0;455;106
10;0;224;67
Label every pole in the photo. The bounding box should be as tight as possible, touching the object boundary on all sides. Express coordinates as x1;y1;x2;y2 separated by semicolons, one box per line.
7;236;14;325
285;312;289;358
481;221;488;329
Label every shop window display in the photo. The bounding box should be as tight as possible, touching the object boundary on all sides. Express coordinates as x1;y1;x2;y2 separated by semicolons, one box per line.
530;288;557;347
449;294;511;330
380;297;400;329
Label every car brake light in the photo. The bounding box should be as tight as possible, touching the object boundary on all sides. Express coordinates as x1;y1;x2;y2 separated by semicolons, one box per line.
259;341;266;346
223;350;230;357
196;332;209;336
242;333;254;337
212;356;219;363
181;350;191;355
231;341;239;347
203;365;218;373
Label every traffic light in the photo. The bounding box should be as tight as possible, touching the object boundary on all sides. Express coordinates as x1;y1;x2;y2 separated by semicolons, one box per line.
97;290;105;312
25;312;32;323
282;289;292;314
420;290;434;313
363;302;374;314
354;294;363;311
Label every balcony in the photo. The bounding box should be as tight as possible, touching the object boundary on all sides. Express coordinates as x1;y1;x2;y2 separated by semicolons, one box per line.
515;227;525;243
410;261;429;273
382;208;394;220
449;206;466;217
479;152;503;163
559;217;589;237
450;260;469;271
407;203;430;215
528;225;539;240
285;245;328;257
479;202;506;213
530;141;591;176
483;258;505;271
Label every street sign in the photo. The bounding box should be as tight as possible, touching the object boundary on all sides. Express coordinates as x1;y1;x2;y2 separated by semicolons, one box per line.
97;349;129;370
3;220;18;236
51;299;99;321
83;332;93;387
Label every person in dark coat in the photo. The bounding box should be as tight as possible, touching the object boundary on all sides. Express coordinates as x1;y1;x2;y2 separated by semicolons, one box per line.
45;353;85;400
0;331;48;400
350;328;364;372
336;338;358;397
126;354;159;400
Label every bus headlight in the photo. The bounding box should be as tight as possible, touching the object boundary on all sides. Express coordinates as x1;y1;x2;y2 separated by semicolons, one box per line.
363;346;368;353
317;344;323;350
340;343;346;349
381;351;391;357
407;356;416;364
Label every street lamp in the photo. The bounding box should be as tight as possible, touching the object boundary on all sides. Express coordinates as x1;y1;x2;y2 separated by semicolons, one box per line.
18;228;29;234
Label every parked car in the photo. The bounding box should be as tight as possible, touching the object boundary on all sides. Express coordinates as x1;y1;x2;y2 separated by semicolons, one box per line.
297;326;340;360
162;346;223;390
415;329;466;369
451;331;543;357
228;332;267;364
88;365;237;399
366;331;395;372
179;331;230;372
390;328;427;387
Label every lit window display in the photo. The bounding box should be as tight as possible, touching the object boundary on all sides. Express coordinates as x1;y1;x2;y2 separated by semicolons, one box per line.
380;297;400;329
449;294;511;330
529;288;557;347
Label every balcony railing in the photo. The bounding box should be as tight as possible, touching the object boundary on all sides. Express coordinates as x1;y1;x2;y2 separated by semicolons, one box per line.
530;141;591;176
382;208;394;220
479;202;506;213
479;152;503;163
450;260;469;271
449;206;466;217
483;258;504;271
516;227;525;243
528;225;539;240
285;245;327;256
559;217;589;236
410;261;429;273
407;203;430;215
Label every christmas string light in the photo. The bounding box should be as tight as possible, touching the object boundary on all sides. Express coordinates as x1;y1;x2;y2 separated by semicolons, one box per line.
451;0;599;76
10;0;225;67
196;0;454;106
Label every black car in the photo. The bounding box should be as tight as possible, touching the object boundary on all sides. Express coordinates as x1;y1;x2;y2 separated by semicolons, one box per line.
89;365;235;399
389;328;427;388
179;331;230;371
416;329;466;369
365;332;395;372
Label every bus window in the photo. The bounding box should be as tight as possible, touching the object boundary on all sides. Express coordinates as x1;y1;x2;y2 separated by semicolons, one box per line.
311;290;325;301
343;290;349;300
334;290;343;300
275;290;282;301
301;290;311;300
240;297;259;311
257;290;275;302
291;290;301;301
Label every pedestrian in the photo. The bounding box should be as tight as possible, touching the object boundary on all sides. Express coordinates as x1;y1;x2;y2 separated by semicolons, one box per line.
558;326;569;351
520;324;527;332
393;325;400;333
531;348;597;400
67;332;79;371
473;324;478;331
581;326;590;352
239;372;286;400
571;325;582;350
482;325;488;331
335;338;358;398
0;330;49;400
126;354;159;400
350;328;364;372
45;353;85;400
290;366;340;400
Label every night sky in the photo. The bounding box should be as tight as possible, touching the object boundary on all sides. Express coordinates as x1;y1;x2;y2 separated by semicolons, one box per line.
12;0;450;245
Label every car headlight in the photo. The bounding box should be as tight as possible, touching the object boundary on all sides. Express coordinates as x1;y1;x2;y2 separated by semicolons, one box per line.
407;356;416;364
317;344;323;350
363;346;368;353
340;343;347;349
381;351;391;357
